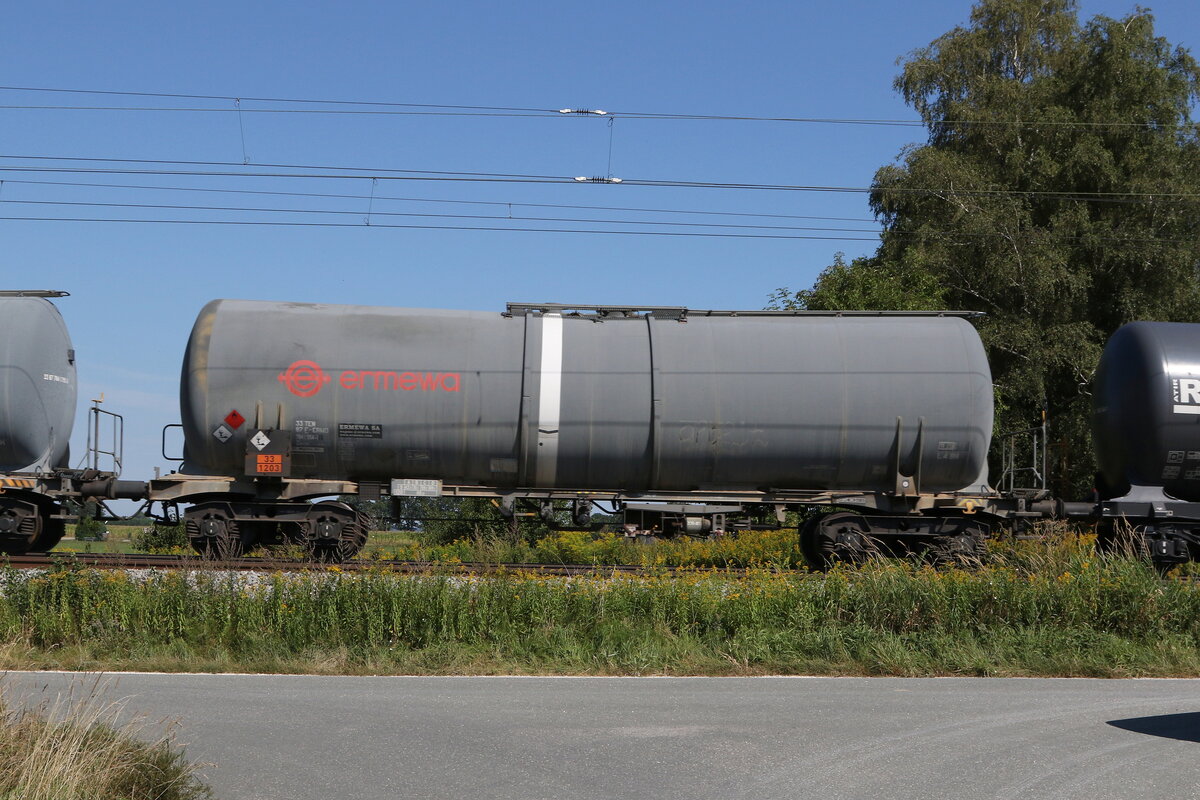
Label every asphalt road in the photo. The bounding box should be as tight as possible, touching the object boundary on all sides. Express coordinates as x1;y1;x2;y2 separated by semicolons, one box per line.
3;672;1198;800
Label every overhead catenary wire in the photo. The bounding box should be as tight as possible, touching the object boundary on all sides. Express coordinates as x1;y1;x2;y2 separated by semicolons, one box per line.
0;201;1190;245
0;178;880;222
0;85;555;113
0;197;888;233
1;154;1197;202
0;103;926;125
0;105;566;118
0;152;568;181
0;216;886;240
0;86;1185;129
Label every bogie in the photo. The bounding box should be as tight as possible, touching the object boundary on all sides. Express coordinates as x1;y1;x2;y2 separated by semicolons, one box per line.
182;499;370;561
800;511;989;570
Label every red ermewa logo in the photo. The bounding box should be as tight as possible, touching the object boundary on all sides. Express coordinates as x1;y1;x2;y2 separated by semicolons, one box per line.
278;360;331;398
278;360;461;398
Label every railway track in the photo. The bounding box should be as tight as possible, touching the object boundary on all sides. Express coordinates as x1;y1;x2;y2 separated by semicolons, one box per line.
0;551;734;577
5;552;1192;582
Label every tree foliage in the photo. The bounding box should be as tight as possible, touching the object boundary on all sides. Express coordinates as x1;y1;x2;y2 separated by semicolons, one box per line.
72;501;107;542
769;252;945;311
777;0;1200;493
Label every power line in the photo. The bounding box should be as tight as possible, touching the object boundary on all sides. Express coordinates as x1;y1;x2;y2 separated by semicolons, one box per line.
0;215;882;240
0;198;886;234
0;105;559;118
0;86;1181;129
0;164;571;186
0;202;1189;245
0;153;567;181
2;154;1198;202
0;103;1173;129
0;85;554;113
0;178;880;222
603;111;1178;129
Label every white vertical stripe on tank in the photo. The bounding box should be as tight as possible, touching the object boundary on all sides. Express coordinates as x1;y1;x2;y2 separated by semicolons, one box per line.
535;313;563;486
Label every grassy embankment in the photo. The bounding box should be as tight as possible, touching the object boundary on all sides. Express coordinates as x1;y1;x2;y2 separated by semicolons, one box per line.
363;526;810;567
5;526;1200;677
0;682;212;799
57;524;809;568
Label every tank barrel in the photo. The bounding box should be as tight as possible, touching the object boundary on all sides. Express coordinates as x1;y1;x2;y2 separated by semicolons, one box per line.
179;299;995;495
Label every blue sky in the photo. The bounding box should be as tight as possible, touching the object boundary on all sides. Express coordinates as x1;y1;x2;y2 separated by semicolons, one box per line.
2;0;1197;484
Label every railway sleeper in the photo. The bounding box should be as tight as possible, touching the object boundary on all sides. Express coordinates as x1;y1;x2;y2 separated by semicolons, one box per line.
801;511;991;570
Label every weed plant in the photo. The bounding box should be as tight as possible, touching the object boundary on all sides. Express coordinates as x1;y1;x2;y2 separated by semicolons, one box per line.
2;526;1200;677
370;527;807;569
0;681;212;799
133;524;189;554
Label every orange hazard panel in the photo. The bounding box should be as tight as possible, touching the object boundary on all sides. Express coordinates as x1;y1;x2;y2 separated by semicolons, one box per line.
256;454;283;473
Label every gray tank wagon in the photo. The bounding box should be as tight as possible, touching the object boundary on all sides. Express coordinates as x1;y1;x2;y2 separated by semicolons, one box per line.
1093;321;1200;564
181;299;994;492
150;299;1053;561
0;291;78;552
0;291;147;554
0;294;77;474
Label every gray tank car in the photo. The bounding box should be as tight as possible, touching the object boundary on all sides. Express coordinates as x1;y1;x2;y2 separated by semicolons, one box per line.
0;292;77;552
0;295;76;473
180;299;994;493
153;299;1024;560
1093;321;1200;563
0;291;146;555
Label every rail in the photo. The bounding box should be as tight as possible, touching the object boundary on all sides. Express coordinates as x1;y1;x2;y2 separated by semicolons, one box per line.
1;552;748;577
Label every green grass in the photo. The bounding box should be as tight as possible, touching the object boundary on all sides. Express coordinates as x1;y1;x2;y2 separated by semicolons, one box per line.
52;525;809;569
4;532;1200;677
55;527;141;555
361;527;809;569
54;524;810;568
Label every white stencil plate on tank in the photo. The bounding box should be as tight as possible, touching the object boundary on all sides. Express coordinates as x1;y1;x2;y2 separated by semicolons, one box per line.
212;425;233;443
535;313;563;486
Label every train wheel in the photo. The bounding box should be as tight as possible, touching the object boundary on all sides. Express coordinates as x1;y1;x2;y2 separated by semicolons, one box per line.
800;511;878;570
0;499;41;555
185;506;242;558
306;502;369;562
30;517;66;552
798;516;824;569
